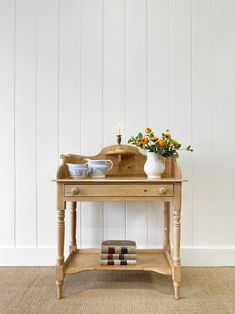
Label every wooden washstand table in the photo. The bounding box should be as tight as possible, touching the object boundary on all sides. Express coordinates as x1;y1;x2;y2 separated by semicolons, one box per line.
54;145;186;300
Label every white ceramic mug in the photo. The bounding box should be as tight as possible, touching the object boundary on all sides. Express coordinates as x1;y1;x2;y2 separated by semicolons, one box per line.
86;159;113;178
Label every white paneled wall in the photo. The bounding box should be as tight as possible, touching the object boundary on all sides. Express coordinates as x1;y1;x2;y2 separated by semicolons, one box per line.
1;0;235;266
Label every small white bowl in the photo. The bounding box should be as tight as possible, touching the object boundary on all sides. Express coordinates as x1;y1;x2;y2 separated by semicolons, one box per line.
67;163;90;179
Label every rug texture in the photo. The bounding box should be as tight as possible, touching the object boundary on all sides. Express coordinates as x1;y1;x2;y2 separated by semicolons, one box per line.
0;267;235;314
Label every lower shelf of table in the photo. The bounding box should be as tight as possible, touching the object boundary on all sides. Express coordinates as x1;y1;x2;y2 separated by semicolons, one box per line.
65;249;172;276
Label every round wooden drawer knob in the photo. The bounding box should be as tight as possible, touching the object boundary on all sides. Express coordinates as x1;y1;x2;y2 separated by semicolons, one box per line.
159;187;167;195
71;187;79;195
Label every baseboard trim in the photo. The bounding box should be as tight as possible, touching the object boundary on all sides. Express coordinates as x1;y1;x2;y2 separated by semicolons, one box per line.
0;248;57;266
181;248;235;266
0;247;235;266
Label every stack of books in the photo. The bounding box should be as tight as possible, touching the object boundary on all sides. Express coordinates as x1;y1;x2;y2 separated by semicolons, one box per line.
100;240;137;265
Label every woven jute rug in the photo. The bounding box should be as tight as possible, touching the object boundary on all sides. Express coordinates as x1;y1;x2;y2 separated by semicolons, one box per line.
0;267;235;314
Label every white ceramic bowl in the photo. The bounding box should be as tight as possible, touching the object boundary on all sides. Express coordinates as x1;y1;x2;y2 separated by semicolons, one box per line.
67;163;90;179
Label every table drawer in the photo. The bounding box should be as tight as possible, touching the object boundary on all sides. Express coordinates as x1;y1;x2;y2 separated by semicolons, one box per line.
64;184;173;197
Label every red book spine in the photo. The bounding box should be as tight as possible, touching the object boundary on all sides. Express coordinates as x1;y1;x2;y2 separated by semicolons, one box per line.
108;247;115;254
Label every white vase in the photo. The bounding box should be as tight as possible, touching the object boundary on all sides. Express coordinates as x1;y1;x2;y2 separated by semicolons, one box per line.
144;152;165;179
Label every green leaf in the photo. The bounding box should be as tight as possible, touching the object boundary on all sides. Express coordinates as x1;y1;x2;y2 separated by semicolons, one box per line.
186;145;193;152
137;132;143;140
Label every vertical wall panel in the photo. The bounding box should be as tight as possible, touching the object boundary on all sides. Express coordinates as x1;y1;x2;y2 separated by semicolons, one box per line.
15;0;37;247
170;0;193;247
59;0;81;155
80;0;103;247
103;0;125;146
214;0;235;246
59;0;81;248
0;0;15;247
192;0;214;247
125;0;148;247
147;0;170;248
148;0;170;131
37;0;59;247
103;0;125;241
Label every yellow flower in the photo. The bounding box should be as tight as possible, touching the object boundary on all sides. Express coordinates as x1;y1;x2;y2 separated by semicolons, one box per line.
145;128;152;134
151;136;159;142
165;133;171;139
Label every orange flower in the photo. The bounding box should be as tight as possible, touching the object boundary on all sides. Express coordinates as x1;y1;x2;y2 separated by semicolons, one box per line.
165;133;171;139
145;128;152;134
159;139;166;147
151;136;159;142
142;137;149;144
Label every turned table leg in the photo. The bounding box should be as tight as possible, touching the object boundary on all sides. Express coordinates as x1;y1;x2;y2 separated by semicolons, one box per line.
163;201;171;253
173;183;181;300
56;184;65;299
69;202;77;253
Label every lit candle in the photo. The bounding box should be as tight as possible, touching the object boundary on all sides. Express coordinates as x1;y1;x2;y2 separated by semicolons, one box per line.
116;123;121;135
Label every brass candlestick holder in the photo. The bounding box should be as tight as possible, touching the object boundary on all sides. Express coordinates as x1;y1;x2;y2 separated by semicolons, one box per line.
115;134;124;151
